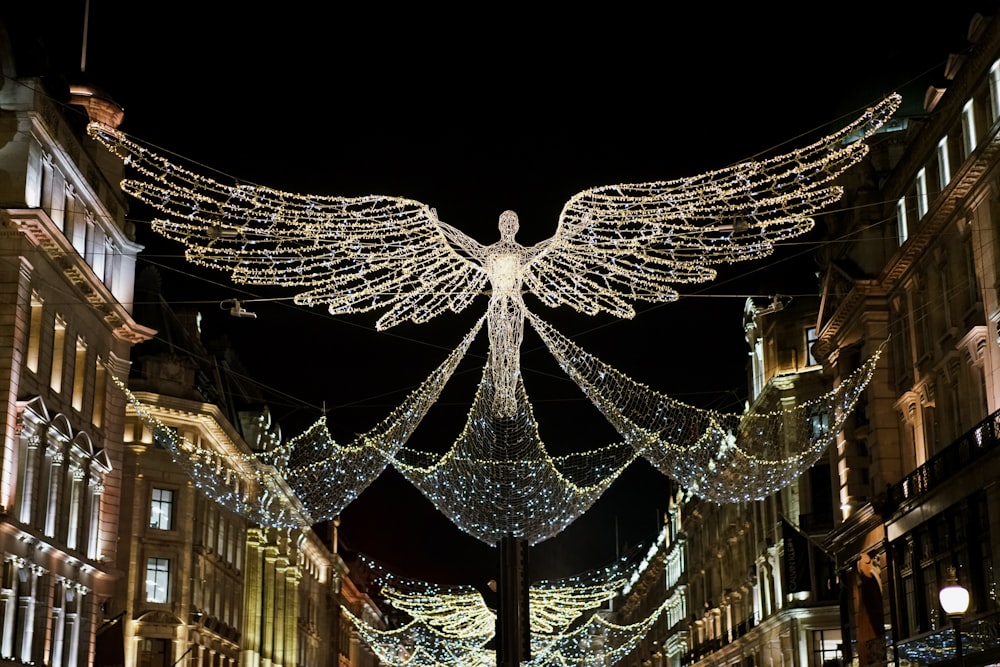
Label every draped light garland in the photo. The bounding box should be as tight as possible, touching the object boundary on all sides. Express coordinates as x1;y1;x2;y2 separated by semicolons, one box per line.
110;371;313;529
90;94;900;538
386;358;638;545
110;307;881;536
529;311;882;503
259;316;484;523
344;584;673;667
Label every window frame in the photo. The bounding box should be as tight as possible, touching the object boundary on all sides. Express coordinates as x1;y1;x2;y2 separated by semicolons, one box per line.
149;487;175;531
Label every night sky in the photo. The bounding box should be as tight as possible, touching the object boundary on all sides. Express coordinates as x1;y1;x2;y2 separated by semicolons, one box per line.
4;1;998;587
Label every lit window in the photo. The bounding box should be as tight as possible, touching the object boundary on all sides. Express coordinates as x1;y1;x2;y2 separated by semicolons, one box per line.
150;488;174;530
50;318;66;393
937;137;952;189
813;629;842;667
805;326;818;366
962;100;977;157
896;197;909;244
145;557;170;603
990;61;1000;120
72;337;87;412
27;295;42;373
915;168;929;219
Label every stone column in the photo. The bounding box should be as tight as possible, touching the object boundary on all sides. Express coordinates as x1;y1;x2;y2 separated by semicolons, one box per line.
283;561;301;667
16;564;37;663
261;543;279;667
241;528;265;667
273;555;287;667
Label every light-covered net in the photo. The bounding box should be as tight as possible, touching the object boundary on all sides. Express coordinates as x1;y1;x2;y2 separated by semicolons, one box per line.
388;357;638;545
529;310;880;503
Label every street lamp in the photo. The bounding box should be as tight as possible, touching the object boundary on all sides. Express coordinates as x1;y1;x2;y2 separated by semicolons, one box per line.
939;567;970;666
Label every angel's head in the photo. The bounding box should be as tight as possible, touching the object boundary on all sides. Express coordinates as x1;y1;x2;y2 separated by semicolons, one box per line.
498;210;519;240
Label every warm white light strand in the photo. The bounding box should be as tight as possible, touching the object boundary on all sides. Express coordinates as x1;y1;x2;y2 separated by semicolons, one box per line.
263;316;484;521
346;553;662;667
109;371;313;529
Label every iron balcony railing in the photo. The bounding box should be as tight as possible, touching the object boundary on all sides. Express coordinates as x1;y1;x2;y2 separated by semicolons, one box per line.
887;408;1000;511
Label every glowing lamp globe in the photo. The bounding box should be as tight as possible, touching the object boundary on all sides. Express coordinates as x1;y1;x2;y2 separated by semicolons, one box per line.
939;573;970;617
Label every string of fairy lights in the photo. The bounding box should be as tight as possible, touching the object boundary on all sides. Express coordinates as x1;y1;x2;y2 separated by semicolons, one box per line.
92;93;900;662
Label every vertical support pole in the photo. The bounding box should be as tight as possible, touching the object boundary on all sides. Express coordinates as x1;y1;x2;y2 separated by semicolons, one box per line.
496;536;530;667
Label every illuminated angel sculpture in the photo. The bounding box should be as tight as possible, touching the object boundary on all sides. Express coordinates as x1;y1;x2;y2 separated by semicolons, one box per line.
89;95;900;531
88;94;898;419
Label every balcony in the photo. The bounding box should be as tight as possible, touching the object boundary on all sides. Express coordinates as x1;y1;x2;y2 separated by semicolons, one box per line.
887;409;1000;511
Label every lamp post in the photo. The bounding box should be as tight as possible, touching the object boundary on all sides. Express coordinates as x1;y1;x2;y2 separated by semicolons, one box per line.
939;567;970;666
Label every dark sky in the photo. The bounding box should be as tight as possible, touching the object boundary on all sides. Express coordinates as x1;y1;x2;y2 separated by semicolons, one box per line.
5;1;999;585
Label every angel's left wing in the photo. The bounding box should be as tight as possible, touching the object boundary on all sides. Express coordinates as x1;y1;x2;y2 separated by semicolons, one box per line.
87;123;489;330
379;583;496;641
523;95;901;318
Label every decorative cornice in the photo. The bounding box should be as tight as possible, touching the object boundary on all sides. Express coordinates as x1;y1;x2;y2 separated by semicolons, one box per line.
5;208;155;344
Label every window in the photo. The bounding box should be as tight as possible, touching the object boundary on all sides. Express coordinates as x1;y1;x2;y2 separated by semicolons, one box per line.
50;318;66;393
26;294;42;373
915;168;929;219
805;326;818;366
149;488;174;530
962;99;977;157
138;637;171;667
813;629;842;667
71;337;87;412
937;137;952;189
991;60;1000;120
896;197;909;245
145;557;170;603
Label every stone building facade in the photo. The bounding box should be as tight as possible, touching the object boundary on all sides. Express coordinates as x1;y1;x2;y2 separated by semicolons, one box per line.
0;18;153;666
0;17;388;667
815;8;1000;667
617;8;1000;667
615;296;845;667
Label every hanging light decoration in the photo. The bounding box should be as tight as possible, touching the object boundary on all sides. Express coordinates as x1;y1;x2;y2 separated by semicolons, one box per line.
529;311;882;503
388;356;638;545
90;94;900;536
87;93;898;422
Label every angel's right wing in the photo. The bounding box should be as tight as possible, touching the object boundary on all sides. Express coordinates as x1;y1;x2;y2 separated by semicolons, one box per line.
523;95;901;318
87;123;489;330
528;581;623;635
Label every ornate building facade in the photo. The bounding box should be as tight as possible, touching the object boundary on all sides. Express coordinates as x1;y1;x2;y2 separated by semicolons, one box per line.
112;269;388;667
815;8;1000;667
0;18;154;666
0;17;388;667
617;9;1000;667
